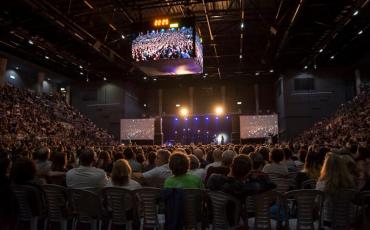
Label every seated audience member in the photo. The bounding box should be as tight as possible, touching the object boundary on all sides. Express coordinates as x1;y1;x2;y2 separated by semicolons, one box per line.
106;159;141;190
295;150;320;188
356;146;370;190
294;148;307;171
133;149;172;187
164;152;203;189
50;151;68;173
239;145;255;155
248;151;274;188
34;147;52;177
47;151;67;185
123;147;142;172
258;146;270;162
143;151;156;172
205;149;236;183
262;148;288;175
96;151;113;175
316;152;356;225
283;148;297;172
193;148;208;168
11;157;45;185
0;155;17;225
188;155;206;181
66;148;108;192
205;148;222;172
208;154;275;199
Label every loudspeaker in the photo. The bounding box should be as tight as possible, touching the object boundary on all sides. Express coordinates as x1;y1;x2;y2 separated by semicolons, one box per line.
154;117;163;145
231;115;240;144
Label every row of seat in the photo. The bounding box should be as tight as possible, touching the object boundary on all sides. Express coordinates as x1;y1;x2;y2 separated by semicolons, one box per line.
10;184;370;230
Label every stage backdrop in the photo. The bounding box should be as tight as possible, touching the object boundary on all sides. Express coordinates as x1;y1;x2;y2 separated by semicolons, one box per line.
120;118;155;141
240;115;278;139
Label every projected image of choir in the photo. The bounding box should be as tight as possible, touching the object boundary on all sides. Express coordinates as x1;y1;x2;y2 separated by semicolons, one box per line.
132;27;194;61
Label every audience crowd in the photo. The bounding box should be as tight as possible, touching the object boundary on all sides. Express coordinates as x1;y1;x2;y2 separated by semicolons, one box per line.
1;84;370;229
132;27;194;61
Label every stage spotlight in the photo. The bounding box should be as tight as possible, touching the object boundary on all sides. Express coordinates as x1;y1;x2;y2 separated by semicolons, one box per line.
174;117;179;121
215;116;219;120
226;116;229;119
205;117;209;120
184;117;188;121
176;104;181;107
194;117;198;120
179;107;189;117
214;106;224;115
237;101;242;105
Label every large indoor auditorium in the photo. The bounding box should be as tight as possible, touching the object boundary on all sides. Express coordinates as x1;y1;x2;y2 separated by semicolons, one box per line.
1;0;370;229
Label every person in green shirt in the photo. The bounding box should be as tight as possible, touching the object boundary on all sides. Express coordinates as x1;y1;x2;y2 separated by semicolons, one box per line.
164;151;204;189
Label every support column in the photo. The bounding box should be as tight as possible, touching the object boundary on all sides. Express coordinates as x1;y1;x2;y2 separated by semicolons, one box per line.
0;57;8;87
254;83;260;115
231;115;240;144
355;69;361;95
189;87;194;114
158;88;163;116
154;117;163;145
37;72;45;94
65;86;71;105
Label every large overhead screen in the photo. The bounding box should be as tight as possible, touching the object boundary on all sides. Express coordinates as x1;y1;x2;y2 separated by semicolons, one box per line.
120;118;155;141
240;115;278;139
131;18;203;76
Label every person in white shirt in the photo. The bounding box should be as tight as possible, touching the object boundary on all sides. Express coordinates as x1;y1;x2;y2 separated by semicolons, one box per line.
262;148;288;175
205;148;223;173
66;148;108;193
106;159;141;190
133;149;172;187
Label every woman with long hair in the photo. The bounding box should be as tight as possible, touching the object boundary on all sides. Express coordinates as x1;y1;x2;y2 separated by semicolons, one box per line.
107;159;141;190
316;152;356;226
316;152;355;194
295;150;321;188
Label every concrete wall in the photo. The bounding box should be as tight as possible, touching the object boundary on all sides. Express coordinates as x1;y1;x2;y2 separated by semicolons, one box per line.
277;68;355;140
71;80;143;139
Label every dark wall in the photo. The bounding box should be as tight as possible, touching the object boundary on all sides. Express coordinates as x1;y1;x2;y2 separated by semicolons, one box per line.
71;80;143;139
277;68;355;140
141;77;277;117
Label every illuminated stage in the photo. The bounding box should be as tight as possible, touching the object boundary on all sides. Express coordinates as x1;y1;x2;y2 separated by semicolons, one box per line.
162;115;232;145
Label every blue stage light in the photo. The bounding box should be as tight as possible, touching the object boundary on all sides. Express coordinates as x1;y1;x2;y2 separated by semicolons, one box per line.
215;116;219;120
174;118;179;121
205;117;209;120
194;117;198;120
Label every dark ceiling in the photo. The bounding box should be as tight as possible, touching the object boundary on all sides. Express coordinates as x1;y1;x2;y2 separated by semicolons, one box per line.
0;0;369;81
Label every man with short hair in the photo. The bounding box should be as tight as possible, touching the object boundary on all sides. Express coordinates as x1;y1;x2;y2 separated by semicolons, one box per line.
66;148;108;193
205;148;223;173
132;149;172;187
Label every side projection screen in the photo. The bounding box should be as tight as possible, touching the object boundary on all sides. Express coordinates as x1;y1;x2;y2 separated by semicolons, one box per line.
131;18;203;76
120;118;155;141
240;115;278;139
